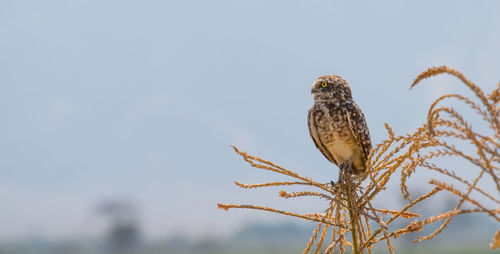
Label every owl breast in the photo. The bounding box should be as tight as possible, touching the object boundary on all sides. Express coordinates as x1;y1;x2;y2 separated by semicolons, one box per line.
313;103;365;172
324;133;355;163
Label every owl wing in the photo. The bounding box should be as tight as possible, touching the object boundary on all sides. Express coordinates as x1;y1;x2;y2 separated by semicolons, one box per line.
345;102;372;164
308;107;338;166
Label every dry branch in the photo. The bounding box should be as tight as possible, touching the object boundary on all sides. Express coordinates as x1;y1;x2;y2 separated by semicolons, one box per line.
219;66;500;253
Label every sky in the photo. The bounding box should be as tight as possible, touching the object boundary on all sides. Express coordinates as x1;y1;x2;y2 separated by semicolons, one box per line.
0;0;499;241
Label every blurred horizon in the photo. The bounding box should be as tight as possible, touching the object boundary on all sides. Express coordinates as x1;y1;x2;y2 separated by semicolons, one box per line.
0;0;499;250
1;216;498;254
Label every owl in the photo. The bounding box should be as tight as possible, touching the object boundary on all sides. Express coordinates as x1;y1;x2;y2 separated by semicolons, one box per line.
307;75;372;183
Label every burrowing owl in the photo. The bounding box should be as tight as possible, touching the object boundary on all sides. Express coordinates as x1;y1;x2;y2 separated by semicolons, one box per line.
307;75;372;183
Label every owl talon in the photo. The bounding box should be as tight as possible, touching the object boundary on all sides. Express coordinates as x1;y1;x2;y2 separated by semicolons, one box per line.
329;181;341;191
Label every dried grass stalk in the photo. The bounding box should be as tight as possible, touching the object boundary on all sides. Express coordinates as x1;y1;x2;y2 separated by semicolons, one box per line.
218;66;499;253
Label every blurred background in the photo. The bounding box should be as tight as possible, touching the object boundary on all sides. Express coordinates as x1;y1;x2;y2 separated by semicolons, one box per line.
0;0;499;253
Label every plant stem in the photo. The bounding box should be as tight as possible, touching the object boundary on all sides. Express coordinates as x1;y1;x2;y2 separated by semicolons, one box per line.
347;190;360;254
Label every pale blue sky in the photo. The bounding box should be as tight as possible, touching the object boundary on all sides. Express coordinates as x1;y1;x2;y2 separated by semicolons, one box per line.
0;0;499;240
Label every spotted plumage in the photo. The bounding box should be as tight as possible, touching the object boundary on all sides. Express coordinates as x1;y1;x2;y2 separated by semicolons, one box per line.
307;75;371;182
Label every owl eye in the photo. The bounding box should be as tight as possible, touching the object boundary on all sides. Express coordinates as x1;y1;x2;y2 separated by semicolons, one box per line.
321;82;328;87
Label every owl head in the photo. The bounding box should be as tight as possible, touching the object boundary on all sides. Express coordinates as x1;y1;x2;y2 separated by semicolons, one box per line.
311;75;352;101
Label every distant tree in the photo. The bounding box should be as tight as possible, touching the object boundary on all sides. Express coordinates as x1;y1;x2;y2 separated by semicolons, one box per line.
97;199;141;253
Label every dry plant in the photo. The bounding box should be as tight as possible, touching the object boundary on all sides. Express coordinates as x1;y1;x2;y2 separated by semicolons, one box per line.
218;66;500;253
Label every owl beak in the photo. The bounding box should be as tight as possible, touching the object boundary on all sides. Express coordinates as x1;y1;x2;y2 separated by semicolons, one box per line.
311;86;320;94
311;88;321;101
